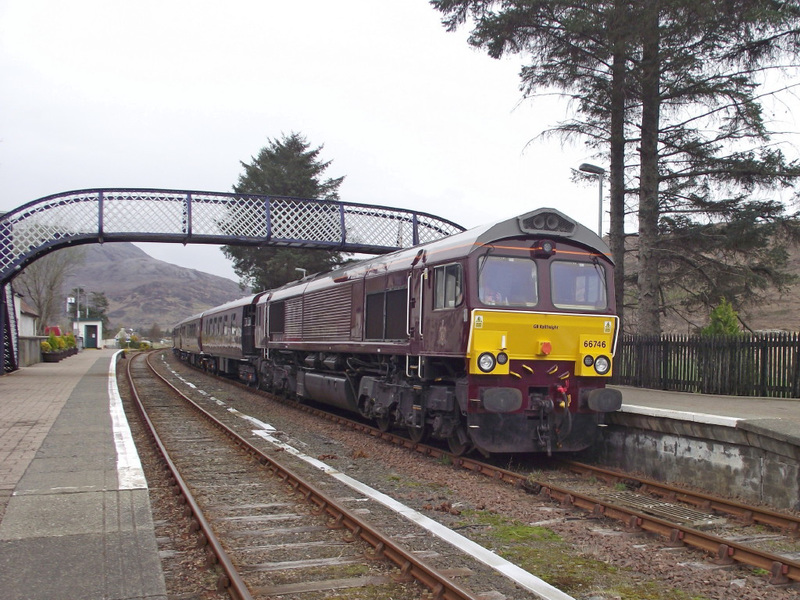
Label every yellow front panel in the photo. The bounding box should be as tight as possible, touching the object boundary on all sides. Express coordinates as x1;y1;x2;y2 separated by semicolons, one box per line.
468;309;618;376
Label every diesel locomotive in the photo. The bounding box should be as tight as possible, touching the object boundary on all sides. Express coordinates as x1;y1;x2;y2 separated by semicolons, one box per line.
173;207;622;455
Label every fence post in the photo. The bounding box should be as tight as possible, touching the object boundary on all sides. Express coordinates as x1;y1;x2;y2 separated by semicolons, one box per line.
759;335;768;397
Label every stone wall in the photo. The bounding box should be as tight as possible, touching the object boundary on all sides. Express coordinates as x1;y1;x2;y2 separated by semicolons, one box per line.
582;412;800;511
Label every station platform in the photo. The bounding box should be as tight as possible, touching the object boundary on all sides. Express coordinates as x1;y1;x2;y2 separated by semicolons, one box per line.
0;348;166;600
613;384;800;447
602;385;800;510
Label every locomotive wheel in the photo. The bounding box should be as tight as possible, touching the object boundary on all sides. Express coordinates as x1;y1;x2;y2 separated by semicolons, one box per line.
376;416;392;432
408;425;428;444
447;427;473;456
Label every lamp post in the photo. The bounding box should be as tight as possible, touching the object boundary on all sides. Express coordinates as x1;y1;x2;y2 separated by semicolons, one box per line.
74;286;84;339
579;163;606;237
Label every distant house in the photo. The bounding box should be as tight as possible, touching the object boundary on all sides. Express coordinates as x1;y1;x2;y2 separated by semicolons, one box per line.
17;298;40;337
14;292;42;367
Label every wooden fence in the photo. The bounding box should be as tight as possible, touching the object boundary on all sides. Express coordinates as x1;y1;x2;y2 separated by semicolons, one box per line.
612;333;800;398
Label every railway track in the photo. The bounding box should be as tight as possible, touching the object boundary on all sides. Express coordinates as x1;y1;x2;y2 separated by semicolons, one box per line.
125;351;488;600
168;351;800;588
365;424;800;586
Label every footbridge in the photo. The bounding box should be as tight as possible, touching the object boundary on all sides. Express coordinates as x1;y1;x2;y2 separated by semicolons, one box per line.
1;188;465;372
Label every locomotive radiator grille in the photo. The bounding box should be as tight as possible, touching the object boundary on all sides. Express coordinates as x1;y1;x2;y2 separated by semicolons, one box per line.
281;287;353;342
303;287;352;340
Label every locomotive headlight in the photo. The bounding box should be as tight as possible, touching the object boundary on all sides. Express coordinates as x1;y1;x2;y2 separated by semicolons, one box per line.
583;355;594;367
497;352;509;365
594;355;611;375
478;352;496;373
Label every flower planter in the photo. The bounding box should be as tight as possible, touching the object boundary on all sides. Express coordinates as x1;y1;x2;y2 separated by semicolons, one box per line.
42;352;62;363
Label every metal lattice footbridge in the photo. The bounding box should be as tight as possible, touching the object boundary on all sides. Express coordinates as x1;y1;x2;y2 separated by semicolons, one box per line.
1;188;466;371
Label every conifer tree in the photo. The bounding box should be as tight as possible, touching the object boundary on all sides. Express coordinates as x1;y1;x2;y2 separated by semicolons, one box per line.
432;0;800;333
222;133;348;291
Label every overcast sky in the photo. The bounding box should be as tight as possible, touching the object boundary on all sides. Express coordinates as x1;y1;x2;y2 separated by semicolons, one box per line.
5;1;793;284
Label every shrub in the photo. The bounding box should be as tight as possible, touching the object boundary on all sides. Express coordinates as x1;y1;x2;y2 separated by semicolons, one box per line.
40;341;52;353
701;298;740;336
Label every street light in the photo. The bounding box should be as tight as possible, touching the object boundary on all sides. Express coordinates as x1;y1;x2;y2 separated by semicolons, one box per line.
579;163;606;237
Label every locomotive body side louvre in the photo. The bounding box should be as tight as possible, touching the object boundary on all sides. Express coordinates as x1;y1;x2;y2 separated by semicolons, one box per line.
301;286;352;341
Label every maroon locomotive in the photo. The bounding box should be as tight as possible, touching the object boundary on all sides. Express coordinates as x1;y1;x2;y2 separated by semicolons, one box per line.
174;207;622;455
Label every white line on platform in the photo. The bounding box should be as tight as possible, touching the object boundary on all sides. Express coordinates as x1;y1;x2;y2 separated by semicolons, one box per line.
619;404;741;427
108;351;147;489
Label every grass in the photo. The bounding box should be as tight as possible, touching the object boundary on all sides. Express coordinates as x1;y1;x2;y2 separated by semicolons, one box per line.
453;510;715;600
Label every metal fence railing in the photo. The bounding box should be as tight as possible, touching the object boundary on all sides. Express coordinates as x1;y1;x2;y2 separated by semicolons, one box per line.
613;333;800;398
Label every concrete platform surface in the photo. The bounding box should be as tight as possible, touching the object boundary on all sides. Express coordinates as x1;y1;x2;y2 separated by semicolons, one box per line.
0;349;166;600
615;385;800;424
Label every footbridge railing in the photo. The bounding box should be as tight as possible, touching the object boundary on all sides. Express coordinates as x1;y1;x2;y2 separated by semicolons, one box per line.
0;188;466;284
1;188;466;372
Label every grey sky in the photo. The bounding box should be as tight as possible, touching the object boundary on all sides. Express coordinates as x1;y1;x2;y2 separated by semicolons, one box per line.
0;1;696;281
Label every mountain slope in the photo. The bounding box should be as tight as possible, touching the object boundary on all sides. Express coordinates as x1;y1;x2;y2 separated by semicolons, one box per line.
64;243;246;332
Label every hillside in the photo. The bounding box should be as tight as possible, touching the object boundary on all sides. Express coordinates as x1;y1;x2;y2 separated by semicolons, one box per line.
64;243;246;333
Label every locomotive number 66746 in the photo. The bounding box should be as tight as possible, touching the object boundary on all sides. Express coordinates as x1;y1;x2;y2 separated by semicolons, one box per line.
173;207;622;456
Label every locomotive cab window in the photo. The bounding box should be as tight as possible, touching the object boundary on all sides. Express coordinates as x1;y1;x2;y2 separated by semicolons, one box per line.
551;260;608;310
479;255;538;307
434;263;463;309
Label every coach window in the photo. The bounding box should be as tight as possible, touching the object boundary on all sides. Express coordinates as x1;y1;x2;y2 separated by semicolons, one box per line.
479;255;538;307
551;260;608;310
434;263;463;309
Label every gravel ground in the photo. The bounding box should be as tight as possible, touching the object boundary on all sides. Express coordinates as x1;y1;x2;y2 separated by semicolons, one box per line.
147;352;800;600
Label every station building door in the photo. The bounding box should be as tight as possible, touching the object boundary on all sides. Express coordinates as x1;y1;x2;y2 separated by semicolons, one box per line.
85;325;98;349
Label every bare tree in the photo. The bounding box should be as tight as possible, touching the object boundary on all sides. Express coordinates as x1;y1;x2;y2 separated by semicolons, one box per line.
14;247;86;333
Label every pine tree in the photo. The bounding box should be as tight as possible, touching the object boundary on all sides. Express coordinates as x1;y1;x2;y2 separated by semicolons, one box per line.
701;298;740;336
221;133;348;291
432;0;800;333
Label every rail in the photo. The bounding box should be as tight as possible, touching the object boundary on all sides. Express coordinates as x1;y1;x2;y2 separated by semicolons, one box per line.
246;370;800;586
125;352;253;599
137;350;483;600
